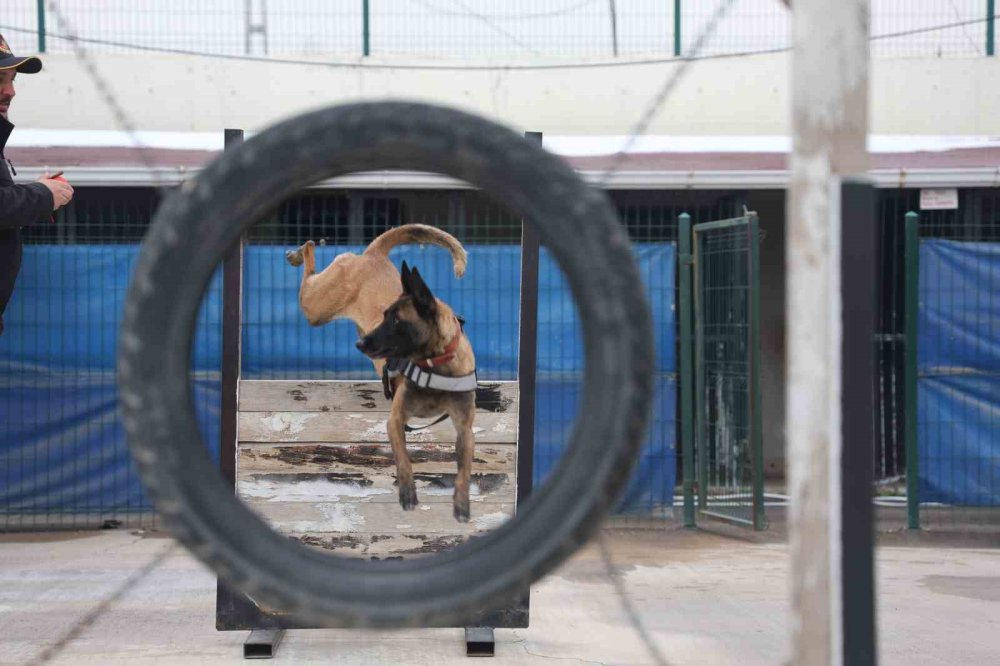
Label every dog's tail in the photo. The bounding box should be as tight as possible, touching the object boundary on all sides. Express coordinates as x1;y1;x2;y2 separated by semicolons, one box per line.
364;224;468;278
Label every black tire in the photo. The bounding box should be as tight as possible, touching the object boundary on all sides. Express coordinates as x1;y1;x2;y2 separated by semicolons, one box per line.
118;101;653;628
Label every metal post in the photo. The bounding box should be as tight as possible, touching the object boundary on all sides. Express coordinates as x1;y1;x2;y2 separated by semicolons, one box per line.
788;0;869;663
363;0;371;56
988;0;996;56
465;627;495;657
244;629;284;659
679;213;695;527
673;0;682;56
244;1;269;57
841;180;878;665
220;129;245;487
609;0;619;57
693;229;707;510
748;213;765;531
244;0;251;55
904;211;920;530
517;131;542;507
36;0;46;53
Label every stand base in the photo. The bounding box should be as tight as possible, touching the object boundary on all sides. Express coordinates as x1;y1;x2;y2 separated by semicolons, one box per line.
465;626;495;657
244;629;284;659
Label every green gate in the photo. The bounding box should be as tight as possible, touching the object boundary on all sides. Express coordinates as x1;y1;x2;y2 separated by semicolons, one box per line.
681;212;765;529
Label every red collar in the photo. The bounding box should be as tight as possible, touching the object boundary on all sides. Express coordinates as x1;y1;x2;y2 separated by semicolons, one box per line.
415;318;463;369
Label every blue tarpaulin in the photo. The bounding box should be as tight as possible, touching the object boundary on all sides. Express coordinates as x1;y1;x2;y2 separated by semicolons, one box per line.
1;243;676;517
918;239;1000;505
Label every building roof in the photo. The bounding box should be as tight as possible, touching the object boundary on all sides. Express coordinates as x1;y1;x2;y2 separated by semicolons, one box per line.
7;131;1000;189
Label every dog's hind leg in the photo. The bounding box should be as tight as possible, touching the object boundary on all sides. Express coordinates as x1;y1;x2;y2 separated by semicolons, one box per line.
388;406;418;511
449;396;476;523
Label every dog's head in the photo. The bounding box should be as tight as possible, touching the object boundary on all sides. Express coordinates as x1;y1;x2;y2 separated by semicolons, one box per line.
356;261;440;360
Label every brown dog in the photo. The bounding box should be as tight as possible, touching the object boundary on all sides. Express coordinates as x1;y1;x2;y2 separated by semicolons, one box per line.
285;224;467;373
356;262;477;522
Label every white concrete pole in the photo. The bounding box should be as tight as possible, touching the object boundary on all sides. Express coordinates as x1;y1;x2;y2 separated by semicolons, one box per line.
787;1;869;664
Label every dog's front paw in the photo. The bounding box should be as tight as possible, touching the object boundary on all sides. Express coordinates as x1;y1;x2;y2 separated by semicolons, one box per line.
285;249;303;267
399;484;419;511
453;499;470;523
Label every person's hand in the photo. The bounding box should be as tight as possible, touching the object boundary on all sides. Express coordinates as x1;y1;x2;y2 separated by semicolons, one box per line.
38;172;73;211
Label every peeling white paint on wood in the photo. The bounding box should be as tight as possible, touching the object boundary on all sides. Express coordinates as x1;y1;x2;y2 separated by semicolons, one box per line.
473;512;510;531
284;503;364;533
420;480;485;497
239;411;516;444
239;478;393;503
238;472;513;505
255;500;513;535
237;443;517;476
239;380;518;414
260;412;316;436
289;532;474;559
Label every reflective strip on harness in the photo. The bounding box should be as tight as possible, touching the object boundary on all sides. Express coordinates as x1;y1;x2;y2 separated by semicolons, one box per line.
384;357;477;394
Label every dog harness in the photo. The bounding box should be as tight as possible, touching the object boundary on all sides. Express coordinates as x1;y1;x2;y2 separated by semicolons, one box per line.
382;357;478;396
381;316;477;432
381;316;477;398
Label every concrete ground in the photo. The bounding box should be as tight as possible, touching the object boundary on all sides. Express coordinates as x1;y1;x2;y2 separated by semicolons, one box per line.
0;526;997;666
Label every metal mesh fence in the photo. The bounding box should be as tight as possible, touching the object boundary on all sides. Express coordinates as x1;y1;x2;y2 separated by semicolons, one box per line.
0;187;220;530
876;187;1000;533
0;184;743;530
15;182;999;534
3;0;996;59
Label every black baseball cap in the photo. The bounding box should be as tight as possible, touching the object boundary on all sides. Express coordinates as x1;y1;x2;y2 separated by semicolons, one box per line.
0;34;42;74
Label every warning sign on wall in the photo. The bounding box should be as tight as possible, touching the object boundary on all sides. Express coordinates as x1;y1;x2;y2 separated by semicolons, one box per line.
920;188;959;210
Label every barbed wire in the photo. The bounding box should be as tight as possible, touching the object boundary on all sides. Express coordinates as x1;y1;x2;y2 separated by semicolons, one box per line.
597;0;737;186
946;0;984;55
0;15;995;71
439;0;544;56
405;0;602;22
25;541;178;666
38;2;170;190
21;4;186;658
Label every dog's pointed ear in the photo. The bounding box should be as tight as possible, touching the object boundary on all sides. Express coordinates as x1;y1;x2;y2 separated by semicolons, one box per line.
408;266;437;320
400;260;412;292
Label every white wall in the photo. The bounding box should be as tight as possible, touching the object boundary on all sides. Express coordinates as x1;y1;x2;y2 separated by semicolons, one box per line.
9;53;1000;137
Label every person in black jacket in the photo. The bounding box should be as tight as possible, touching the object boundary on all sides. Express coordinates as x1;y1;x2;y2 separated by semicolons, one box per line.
0;34;74;336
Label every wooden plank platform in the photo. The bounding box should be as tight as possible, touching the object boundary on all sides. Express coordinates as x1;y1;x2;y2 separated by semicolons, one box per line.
238;411;515;444
236;380;518;560
239;380;518;414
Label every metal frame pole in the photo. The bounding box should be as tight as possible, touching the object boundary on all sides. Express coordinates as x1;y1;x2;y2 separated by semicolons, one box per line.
363;0;371;56
840;180;879;665
788;0;871;663
748;213;765;530
988;0;996;56
220;129;244;487
517;131;542;508
679;213;695;527
693;228;707;511
36;0;46;53
608;0;620;56
674;0;682;56
903;211;920;530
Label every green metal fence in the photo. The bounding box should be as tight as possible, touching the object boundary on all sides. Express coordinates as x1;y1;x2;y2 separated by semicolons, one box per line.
876;188;1000;533
683;212;765;530
3;1;997;59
